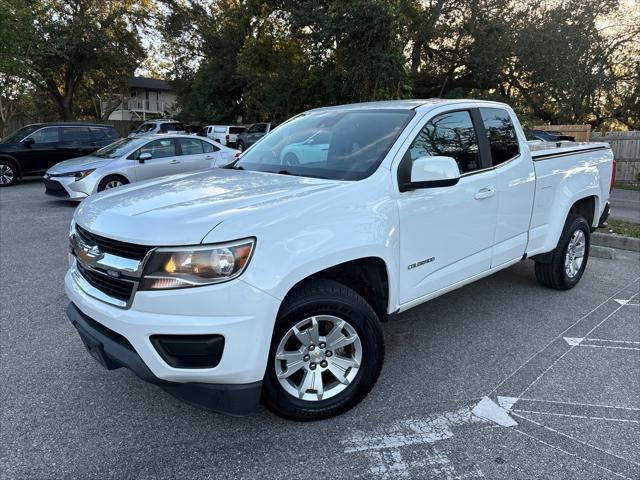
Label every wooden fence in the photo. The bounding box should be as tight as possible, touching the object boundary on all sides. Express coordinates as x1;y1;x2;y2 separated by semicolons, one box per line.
534;124;592;142
591;131;640;183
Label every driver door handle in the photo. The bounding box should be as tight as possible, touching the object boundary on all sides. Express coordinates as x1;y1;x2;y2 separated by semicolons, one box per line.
169;160;180;165
474;187;495;200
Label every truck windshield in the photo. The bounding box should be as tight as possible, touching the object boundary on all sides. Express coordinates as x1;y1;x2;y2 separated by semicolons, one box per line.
232;109;413;180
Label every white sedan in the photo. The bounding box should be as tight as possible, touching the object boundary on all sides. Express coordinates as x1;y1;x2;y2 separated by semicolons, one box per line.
43;135;239;200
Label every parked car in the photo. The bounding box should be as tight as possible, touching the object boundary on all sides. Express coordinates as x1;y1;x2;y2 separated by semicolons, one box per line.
279;130;331;166
205;125;246;147
65;100;613;420
129;120;186;137
44;134;238;200
235;122;278;151
185;125;206;137
525;129;575;143
0;123;120;187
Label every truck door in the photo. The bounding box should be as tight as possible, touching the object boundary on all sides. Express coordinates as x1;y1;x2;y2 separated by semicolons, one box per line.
397;108;498;304
478;108;536;267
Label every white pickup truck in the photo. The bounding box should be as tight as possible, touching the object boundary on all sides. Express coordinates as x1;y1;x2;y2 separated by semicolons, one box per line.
66;100;614;420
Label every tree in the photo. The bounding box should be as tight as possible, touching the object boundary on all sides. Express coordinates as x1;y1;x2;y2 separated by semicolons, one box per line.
11;0;151;120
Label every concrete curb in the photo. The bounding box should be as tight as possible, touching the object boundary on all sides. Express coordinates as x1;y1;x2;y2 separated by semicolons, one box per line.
592;232;640;252
590;245;616;260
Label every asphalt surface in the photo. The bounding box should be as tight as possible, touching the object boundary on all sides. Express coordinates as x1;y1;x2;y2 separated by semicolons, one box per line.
1;180;639;480
610;188;640;223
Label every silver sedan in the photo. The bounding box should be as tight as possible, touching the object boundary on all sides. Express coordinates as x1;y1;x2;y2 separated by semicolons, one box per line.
43;134;239;200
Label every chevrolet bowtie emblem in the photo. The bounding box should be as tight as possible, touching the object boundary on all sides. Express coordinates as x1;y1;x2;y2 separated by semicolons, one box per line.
76;237;103;265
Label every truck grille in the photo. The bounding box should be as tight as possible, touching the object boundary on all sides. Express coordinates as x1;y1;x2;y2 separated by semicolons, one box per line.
77;263;135;303
76;225;151;261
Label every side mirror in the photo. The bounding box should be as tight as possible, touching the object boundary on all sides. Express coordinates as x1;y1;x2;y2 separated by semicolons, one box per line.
138;152;152;163
407;156;460;189
23;137;35;148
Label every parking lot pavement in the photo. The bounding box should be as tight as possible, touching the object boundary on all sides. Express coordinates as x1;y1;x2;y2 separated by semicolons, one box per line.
610;188;640;223
2;180;639;480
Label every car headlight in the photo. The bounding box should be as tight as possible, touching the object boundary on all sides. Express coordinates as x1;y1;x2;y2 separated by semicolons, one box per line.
140;238;255;290
58;169;95;181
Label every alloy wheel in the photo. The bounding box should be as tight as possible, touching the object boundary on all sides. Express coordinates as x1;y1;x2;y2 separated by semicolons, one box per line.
565;229;586;278
274;315;362;401
0;164;15;185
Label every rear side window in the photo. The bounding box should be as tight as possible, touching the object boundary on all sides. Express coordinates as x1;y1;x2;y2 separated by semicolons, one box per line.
179;138;204;155
162;123;185;132
229;127;245;134
202;141;217;153
408;110;480;173
90;127;117;141
62;127;92;143
480;108;519;166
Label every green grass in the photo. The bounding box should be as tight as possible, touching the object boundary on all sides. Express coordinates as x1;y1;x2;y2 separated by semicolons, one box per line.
614;182;640;191
598;218;640;238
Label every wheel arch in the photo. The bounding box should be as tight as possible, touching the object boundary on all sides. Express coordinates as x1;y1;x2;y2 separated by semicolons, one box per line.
278;257;391;322
95;172;131;192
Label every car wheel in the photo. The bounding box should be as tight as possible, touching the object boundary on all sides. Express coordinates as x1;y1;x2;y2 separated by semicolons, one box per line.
97;175;129;192
535;213;590;290
237;141;244;152
0;160;17;187
262;279;384;421
283;153;300;167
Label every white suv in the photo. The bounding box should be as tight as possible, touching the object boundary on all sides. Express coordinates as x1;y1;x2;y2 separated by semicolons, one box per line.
205;125;246;147
130;120;186;137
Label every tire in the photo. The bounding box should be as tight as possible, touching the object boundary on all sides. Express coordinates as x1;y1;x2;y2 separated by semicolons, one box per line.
262;279;385;421
283;152;300;167
97;175;129;192
237;141;244;152
0;160;17;187
535;213;590;290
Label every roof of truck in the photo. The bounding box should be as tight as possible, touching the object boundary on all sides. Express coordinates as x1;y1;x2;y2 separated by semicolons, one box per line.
307;99;510;112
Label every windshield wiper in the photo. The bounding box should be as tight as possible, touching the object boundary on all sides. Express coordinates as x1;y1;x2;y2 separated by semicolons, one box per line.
265;170;328;179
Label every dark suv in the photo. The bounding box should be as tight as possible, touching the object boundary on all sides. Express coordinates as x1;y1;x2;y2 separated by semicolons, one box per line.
236;122;278;151
0;123;120;187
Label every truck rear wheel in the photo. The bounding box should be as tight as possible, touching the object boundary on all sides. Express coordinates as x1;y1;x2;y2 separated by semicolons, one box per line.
534;213;590;290
262;279;384;421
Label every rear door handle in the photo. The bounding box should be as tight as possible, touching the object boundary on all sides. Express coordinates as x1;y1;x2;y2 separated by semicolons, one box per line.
169;160;180;165
474;187;495;200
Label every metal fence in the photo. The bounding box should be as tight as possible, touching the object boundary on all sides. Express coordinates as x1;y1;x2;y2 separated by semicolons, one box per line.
591;131;640;183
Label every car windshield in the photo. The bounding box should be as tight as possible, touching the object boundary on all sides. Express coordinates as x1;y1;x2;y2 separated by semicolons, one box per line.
92;137;147;158
233;109;413;180
0;125;40;144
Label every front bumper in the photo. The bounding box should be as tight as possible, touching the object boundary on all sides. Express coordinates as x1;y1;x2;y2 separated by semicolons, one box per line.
65;267;281;415
44;175;91;200
67;303;262;415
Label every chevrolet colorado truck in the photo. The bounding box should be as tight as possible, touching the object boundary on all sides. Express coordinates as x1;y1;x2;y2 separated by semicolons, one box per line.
66;100;614;420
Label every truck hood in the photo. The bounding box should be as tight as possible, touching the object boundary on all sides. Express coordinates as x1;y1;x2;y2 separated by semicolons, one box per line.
48;155;114;174
74;168;343;245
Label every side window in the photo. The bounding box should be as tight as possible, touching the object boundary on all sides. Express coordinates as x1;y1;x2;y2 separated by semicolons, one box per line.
179;138;204;155
409;110;480;173
254;123;267;134
62;127;92;143
29;127;60;144
202;141;218;153
214;126;226;133
480;108;519;166
136;139;176;159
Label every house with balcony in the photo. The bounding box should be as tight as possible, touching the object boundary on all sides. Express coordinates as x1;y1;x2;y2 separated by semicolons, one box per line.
106;77;179;121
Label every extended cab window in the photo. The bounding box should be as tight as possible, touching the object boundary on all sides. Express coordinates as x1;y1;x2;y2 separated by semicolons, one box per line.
409;111;480;173
136;139;176;159
480;108;519;166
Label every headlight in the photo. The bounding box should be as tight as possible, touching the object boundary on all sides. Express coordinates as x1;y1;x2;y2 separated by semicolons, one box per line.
140;238;255;290
59;169;95;181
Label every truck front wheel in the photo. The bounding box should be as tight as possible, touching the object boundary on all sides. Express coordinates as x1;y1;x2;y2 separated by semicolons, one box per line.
535;213;590;290
262;279;385;420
